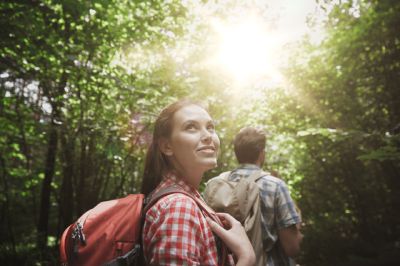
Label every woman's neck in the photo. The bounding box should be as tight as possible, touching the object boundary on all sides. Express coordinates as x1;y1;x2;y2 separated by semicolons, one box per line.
169;169;203;190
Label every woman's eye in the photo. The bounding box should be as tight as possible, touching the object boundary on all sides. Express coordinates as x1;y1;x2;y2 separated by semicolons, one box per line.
185;124;196;130
207;124;215;132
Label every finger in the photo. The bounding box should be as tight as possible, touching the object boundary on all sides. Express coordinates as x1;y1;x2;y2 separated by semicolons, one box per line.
216;212;234;221
206;217;227;237
213;213;230;228
216;215;230;228
216;213;236;226
221;219;230;228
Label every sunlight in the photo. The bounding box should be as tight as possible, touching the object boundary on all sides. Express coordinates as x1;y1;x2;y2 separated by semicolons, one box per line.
212;17;283;85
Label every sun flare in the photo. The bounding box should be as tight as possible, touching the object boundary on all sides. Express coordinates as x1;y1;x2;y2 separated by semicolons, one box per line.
212;17;283;85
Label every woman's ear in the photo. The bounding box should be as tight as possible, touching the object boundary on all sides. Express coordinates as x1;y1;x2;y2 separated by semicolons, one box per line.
159;138;173;156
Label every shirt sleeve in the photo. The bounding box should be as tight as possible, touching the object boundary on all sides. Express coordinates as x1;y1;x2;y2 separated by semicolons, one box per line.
143;194;218;266
274;181;301;229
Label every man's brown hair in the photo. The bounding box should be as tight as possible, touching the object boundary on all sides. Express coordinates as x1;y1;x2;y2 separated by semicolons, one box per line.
233;127;266;164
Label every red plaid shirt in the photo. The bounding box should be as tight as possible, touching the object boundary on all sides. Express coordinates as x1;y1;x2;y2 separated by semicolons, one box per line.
143;175;234;266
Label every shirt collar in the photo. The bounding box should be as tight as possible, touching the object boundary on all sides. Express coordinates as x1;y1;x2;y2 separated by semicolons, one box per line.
237;163;261;170
230;163;261;177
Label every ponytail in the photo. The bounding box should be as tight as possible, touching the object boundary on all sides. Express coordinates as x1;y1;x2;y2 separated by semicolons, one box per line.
141;141;166;196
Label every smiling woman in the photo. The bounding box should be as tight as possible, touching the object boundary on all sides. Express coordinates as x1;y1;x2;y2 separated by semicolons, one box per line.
159;103;220;188
140;99;256;266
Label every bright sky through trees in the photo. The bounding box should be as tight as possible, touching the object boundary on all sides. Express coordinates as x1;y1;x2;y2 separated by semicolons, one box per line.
206;0;323;87
115;0;324;92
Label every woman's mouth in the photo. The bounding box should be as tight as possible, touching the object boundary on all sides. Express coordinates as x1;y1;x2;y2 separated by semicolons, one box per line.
197;146;216;154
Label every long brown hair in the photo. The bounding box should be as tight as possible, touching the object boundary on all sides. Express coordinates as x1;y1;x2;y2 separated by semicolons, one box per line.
141;99;205;196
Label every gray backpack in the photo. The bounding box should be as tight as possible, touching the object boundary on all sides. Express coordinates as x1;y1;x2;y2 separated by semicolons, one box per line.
204;170;267;266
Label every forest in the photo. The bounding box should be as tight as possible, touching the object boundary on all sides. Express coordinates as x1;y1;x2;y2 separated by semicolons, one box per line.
1;0;399;265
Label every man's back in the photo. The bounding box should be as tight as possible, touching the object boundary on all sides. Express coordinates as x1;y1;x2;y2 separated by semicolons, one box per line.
228;164;301;266
211;126;303;265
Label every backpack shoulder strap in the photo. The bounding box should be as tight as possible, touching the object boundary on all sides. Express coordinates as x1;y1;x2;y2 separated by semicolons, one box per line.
143;185;186;213
246;169;263;183
143;184;228;266
144;185;219;223
223;169;266;183
220;171;231;180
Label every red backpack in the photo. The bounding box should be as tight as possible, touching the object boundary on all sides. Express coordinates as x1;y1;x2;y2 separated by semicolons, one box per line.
59;185;228;266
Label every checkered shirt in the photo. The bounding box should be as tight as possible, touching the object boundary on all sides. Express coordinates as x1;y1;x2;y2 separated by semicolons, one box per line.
143;175;234;266
228;164;301;266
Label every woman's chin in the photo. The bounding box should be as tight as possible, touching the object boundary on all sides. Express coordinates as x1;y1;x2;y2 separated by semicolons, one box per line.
202;159;218;171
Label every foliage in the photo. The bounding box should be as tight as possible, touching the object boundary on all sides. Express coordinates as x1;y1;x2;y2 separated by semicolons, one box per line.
283;0;400;265
1;0;189;263
1;0;399;265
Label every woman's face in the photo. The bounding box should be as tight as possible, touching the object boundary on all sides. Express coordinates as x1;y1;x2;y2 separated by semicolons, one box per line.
162;104;220;185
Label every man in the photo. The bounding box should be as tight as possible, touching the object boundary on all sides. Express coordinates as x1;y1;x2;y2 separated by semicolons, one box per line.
226;127;302;265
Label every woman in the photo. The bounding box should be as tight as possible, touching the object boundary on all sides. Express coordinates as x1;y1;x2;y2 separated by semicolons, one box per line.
141;99;255;266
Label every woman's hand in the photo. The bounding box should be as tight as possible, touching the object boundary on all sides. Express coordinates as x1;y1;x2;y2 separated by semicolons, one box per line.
207;213;256;266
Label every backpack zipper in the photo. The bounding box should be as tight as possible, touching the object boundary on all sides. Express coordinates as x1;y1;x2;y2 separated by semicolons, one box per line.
72;222;86;254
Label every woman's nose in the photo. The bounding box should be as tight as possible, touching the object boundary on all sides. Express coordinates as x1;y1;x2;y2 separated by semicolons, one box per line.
201;128;212;142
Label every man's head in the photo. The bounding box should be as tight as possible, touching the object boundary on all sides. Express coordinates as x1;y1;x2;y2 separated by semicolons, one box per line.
233;127;266;166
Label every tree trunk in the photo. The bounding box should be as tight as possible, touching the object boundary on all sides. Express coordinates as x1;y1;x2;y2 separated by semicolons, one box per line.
58;132;74;237
37;125;58;249
76;137;88;215
0;156;16;255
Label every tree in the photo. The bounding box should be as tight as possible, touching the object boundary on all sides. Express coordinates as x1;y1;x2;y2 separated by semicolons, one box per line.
285;0;400;264
1;0;188;262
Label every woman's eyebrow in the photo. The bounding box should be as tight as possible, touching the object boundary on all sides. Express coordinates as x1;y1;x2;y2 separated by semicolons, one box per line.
181;119;214;127
181;120;198;127
183;120;197;124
